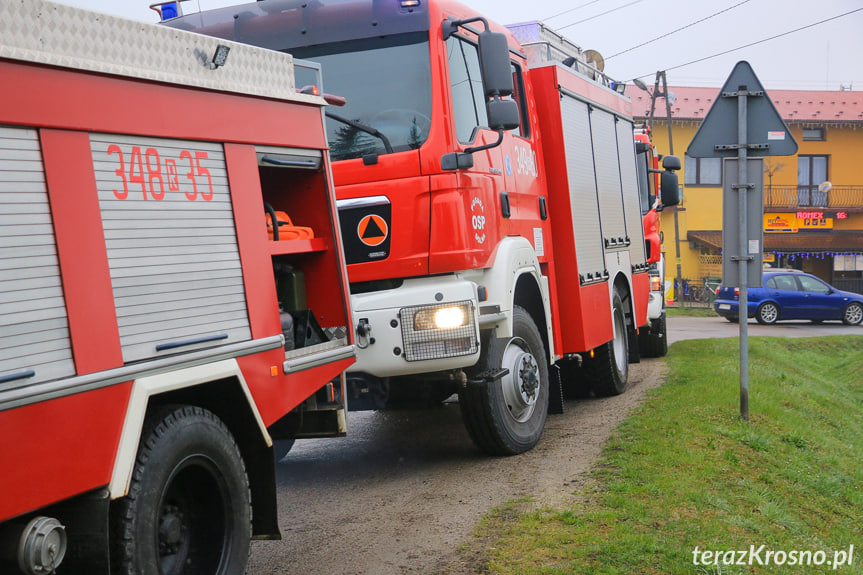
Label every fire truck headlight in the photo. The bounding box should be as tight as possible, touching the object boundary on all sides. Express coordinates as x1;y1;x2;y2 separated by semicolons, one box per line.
650;276;663;292
414;304;468;331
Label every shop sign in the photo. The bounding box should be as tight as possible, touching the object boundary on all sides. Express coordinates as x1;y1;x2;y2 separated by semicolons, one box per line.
796;211;834;229
764;212;834;232
764;213;797;232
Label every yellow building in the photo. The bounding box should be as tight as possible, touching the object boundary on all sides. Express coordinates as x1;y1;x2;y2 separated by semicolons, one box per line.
634;86;863;297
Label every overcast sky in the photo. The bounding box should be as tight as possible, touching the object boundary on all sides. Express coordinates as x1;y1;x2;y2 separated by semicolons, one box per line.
53;0;863;91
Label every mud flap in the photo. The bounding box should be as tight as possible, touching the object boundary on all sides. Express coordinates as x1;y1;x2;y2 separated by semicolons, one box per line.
628;325;640;364
547;363;564;415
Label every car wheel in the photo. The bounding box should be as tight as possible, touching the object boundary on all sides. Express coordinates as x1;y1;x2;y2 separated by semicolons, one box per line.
756;302;779;325
843;302;863;326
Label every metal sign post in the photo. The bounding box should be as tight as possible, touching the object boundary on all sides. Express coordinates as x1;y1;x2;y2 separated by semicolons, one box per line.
687;62;797;421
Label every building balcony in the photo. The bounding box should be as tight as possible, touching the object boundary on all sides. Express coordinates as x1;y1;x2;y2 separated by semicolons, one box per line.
765;185;863;210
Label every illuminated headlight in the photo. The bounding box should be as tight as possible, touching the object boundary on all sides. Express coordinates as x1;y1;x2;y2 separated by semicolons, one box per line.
414;304;469;331
650;276;663;292
401;301;478;362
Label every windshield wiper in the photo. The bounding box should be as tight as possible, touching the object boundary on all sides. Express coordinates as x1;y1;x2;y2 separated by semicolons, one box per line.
325;111;394;155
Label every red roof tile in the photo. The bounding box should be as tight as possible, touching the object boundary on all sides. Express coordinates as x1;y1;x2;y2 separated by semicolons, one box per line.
632;87;863;123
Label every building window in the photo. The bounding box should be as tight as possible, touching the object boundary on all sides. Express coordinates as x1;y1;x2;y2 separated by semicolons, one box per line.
684;154;721;186
798;155;828;206
802;127;825;141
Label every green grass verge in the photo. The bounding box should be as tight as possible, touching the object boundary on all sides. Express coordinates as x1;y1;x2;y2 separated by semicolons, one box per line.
666;306;717;318
479;336;863;574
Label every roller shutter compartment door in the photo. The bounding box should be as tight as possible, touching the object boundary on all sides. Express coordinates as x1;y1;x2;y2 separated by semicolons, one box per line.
590;109;627;250
0;126;76;389
559;93;605;284
90;134;251;363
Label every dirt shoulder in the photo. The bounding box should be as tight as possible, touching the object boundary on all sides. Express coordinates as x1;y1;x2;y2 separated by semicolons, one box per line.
249;359;667;575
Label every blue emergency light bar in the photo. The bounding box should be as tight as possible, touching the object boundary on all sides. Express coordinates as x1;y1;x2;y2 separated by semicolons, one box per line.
150;1;184;21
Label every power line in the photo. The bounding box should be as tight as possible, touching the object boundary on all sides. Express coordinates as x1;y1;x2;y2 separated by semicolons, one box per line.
606;0;751;61
631;7;863;82
556;0;645;32
542;0;603;23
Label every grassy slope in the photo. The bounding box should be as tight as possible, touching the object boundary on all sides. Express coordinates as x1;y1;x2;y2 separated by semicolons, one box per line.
478;337;863;574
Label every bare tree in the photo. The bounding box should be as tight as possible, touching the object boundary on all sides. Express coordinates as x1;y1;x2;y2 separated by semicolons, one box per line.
763;158;785;193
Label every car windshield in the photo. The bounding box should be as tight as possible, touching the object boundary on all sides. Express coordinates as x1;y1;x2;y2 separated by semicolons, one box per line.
291;34;433;161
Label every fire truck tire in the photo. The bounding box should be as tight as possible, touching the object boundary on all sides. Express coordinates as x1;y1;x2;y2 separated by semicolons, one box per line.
459;306;549;455
638;311;668;358
585;287;629;397
112;406;251;575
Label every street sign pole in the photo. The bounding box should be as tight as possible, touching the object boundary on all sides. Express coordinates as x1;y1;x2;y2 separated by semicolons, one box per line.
686;61;797;422
735;90;750;421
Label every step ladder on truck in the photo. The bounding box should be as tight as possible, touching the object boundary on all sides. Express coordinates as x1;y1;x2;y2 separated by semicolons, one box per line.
0;1;355;573
160;0;680;457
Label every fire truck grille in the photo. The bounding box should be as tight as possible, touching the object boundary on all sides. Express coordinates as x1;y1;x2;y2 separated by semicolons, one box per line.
399;301;479;362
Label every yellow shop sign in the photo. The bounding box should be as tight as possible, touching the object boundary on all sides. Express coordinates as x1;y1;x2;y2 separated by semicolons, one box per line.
764;213;797;232
764;212;834;232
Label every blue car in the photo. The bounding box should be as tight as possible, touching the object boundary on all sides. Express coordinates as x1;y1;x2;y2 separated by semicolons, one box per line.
713;270;863;325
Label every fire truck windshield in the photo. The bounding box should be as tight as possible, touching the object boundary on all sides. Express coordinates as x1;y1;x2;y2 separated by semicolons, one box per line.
290;34;433;161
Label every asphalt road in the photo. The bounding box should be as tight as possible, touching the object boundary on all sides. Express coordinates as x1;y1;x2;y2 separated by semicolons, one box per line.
248;313;862;574
666;312;863;344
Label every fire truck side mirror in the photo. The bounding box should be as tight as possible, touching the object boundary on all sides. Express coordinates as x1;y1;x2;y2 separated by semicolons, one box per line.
660;170;681;207
662;155;681;171
478;31;513;98
487;97;520;132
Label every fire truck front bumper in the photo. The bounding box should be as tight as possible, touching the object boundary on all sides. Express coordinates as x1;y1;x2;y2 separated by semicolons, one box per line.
647;290;664;321
349;276;481;378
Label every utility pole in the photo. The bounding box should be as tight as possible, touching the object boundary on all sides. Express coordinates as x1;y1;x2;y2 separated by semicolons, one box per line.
642;71;683;303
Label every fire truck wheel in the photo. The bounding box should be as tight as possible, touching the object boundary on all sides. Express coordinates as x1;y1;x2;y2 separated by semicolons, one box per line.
585;287;629;397
459;306;549;455
638;310;668;358
112;406;251;575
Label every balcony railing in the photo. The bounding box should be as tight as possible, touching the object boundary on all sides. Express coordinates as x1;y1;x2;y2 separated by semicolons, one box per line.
765;185;863;209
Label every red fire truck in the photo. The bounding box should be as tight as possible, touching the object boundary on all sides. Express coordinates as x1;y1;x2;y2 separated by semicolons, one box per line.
506;23;681;358
165;0;679;457
0;1;354;573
